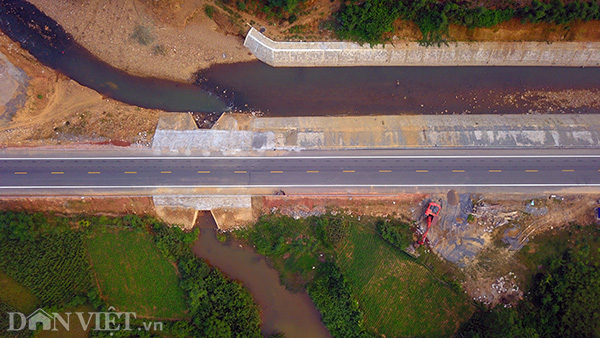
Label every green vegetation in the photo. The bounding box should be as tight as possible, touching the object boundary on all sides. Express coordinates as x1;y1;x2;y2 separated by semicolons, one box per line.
0;212;92;307
337;221;473;337
205;4;216;19
0;211;262;338
236;214;325;287
178;256;261;338
235;213;473;337
228;0;308;23
307;262;370;338
334;0;600;45
86;228;187;319
153;218;261;338
375;218;413;249
458;223;600;337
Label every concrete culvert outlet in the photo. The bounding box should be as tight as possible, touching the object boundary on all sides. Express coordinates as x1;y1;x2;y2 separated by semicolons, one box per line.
447;190;459;206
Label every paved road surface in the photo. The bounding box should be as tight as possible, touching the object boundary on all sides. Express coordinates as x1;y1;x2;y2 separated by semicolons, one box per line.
2;151;600;193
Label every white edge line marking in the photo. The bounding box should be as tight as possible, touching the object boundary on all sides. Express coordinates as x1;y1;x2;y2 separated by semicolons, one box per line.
2;183;600;189
1;155;600;160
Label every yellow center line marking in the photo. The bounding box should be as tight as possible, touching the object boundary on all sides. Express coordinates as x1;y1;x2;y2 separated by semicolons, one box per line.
234;171;247;174
124;171;137;174
161;171;172;174
489;170;502;173
197;171;210;174
88;172;101;174
416;170;429;173
271;170;283;173
525;170;538;172
51;172;64;175
343;170;355;173
452;170;465;173
562;169;575;172
379;170;392;173
14;172;27;175
306;170;319;173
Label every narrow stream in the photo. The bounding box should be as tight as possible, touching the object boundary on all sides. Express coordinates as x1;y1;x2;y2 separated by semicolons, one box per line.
192;212;331;338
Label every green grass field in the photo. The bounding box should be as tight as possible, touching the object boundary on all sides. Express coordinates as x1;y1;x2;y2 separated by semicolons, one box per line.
336;224;474;337
86;228;187;319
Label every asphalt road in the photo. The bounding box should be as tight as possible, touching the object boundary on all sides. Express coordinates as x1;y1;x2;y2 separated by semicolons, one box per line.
2;151;600;191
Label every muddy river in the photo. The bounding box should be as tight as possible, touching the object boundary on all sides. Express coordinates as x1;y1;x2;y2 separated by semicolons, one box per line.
3;0;600;116
192;212;331;338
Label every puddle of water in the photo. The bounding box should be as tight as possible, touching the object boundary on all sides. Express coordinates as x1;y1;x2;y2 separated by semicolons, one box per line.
192;212;331;338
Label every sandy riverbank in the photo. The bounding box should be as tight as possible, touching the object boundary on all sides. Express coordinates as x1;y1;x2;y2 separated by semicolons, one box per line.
0;31;161;148
27;0;256;83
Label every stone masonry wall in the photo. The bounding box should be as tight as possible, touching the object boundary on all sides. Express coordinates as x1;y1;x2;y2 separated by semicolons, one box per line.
244;27;600;67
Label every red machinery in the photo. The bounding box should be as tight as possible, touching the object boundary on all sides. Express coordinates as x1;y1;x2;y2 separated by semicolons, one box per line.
418;202;441;245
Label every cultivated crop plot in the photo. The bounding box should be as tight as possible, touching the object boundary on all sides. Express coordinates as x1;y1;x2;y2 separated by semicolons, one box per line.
337;224;474;337
86;228;187;319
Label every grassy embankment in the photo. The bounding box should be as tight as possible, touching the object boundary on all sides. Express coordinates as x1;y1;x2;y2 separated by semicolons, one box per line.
86;228;187;319
235;214;474;337
337;222;473;337
0;211;261;337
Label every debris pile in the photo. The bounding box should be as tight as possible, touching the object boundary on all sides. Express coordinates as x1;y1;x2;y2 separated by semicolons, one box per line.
471;203;519;233
471;272;522;306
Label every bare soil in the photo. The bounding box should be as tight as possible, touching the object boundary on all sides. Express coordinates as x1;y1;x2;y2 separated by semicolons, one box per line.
0;31;161;148
260;194;427;220
28;0;256;83
0;196;156;216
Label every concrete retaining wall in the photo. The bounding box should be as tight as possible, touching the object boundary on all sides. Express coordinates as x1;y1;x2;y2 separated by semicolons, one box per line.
244;27;600;67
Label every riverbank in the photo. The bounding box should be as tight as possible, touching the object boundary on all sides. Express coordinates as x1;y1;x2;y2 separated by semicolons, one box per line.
0;31;160;148
27;0;256;83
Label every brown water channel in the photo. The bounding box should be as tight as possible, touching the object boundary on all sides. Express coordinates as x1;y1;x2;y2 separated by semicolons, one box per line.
192;212;331;338
4;0;600;117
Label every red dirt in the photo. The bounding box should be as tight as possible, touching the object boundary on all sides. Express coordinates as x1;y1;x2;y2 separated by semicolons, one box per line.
0;196;156;216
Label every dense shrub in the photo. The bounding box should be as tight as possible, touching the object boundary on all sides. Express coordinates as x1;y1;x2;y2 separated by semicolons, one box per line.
334;0;600;46
179;256;262;338
307;262;370;338
335;0;404;44
375;218;413;249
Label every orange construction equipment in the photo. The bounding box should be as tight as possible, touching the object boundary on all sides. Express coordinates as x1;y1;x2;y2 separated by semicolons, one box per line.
418;202;441;245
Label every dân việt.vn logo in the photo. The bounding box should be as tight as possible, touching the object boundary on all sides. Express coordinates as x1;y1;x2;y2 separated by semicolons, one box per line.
5;306;163;335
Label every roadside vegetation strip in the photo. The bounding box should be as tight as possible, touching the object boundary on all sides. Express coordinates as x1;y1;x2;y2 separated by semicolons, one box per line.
86;228;187;319
336;223;474;337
